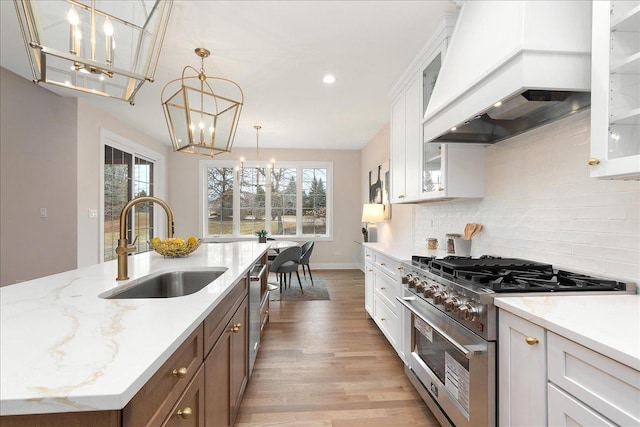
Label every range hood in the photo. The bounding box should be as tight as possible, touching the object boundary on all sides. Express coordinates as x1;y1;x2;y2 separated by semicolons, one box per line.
422;1;592;144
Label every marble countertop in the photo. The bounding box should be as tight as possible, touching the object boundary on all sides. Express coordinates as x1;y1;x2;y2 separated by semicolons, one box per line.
0;242;268;416
362;242;448;262
495;294;640;370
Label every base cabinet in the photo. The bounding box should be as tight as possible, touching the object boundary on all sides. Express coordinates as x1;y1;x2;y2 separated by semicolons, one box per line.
205;297;248;427
498;310;546;427
363;247;404;361
163;366;206;427
498;309;640;427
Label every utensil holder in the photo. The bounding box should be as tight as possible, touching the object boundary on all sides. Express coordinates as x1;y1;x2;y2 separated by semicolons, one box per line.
453;238;471;256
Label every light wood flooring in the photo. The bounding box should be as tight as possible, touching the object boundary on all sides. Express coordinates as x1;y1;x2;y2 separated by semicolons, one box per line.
235;270;439;427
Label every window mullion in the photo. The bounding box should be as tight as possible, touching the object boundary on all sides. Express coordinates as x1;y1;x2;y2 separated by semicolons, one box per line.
265;168;271;233
296;168;303;236
234;168;241;236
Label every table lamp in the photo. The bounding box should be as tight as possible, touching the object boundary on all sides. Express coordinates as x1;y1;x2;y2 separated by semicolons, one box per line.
361;203;384;242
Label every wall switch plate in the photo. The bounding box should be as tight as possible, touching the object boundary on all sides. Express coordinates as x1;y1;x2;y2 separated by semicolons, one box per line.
89;209;98;218
39;208;47;218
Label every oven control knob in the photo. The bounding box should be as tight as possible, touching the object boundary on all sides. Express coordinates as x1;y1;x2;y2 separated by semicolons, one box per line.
444;296;467;312
459;303;482;322
408;277;418;288
424;285;439;298
401;274;412;284
415;281;425;293
433;291;450;305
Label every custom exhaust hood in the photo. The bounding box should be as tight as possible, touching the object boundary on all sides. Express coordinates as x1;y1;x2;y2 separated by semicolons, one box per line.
422;1;593;145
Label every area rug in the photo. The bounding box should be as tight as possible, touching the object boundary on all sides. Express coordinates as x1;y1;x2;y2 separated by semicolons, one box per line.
269;276;330;301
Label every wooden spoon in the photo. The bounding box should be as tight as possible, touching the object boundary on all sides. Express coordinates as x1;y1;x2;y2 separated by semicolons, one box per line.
470;224;483;239
464;223;473;240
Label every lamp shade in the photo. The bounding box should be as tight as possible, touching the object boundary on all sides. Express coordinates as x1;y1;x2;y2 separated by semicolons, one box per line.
361;203;384;223
14;0;173;104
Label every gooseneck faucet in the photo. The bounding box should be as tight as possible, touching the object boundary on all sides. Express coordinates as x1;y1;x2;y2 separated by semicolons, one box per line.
116;196;175;281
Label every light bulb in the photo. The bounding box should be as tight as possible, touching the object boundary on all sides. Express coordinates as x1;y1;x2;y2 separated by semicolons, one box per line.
189;123;195;131
199;121;205;129
103;18;114;36
67;7;79;25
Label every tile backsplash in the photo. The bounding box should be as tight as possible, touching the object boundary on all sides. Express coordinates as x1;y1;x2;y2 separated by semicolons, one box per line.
415;111;640;283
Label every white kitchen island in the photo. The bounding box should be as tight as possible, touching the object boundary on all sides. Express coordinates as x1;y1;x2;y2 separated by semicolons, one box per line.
0;241;268;417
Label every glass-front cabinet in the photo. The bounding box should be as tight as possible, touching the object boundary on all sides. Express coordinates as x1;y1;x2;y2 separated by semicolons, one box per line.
590;0;640;180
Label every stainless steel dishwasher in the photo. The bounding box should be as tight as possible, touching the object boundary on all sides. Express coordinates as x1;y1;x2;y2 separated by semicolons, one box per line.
248;262;267;375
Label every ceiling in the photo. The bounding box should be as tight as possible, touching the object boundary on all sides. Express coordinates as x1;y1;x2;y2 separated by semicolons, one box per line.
0;1;458;150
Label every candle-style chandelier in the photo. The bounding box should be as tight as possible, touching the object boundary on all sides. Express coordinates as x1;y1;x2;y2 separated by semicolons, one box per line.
161;47;244;157
13;0;173;105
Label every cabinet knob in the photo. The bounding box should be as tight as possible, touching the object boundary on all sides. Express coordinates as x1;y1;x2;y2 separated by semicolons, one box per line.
398;195;405;199
368;269;373;272
172;367;188;379
525;336;539;345
177;407;192;419
380;262;386;266
587;158;601;166
380;287;386;290
397;266;404;270
231;323;242;333
380;318;386;321
438;187;444;191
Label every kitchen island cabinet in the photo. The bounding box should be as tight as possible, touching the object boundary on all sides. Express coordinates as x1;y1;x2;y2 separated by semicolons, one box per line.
496;295;640;426
0;242;268;425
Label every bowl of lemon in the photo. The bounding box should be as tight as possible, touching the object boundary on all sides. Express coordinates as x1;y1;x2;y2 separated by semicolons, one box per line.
150;236;201;257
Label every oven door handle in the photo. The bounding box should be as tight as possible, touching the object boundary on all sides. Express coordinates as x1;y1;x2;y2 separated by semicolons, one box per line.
397;296;483;360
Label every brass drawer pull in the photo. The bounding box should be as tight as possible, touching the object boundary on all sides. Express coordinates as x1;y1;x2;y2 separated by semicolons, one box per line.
172;367;188;379
380;262;386;266
525;336;539;345
380;287;386;290
588;158;601;166
177;407;192;419
231;323;242;333
397;266;403;270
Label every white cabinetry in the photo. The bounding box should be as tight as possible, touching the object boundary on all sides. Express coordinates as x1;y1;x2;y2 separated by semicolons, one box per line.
498;309;640;427
590;0;640;179
498;310;547;427
390;12;485;203
363;247;405;361
391;76;421;202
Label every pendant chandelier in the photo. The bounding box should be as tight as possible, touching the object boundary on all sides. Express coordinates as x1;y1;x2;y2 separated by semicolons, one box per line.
13;0;173;105
161;47;244;158
238;125;274;171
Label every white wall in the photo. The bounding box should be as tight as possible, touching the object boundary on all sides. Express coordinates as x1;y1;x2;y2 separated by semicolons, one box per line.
414;111;640;283
0;67;78;286
360;123;415;247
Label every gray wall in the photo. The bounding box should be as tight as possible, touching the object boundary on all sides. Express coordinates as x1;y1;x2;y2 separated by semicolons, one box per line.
1;67;78;286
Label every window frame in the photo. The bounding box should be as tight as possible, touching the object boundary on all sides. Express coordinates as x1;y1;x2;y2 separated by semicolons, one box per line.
100;129;166;262
199;159;333;241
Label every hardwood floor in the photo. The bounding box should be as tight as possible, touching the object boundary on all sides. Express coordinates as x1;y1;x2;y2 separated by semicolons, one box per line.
235;270;439;426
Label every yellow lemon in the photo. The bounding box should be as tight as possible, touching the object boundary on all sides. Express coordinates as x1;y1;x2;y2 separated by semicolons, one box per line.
151;237;161;245
174;237;185;245
187;236;198;245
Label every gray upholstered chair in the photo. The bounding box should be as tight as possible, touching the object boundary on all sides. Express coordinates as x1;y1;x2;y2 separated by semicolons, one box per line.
299;241;315;286
269;246;303;293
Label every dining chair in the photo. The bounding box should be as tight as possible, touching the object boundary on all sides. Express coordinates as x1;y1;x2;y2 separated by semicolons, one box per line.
299;241;315;286
268;246;303;293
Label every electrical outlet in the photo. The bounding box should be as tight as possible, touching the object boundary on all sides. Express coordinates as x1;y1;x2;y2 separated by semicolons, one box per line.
39;208;47;218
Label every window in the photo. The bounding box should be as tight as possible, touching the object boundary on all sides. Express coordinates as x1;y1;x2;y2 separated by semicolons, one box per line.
201;161;332;239
101;130;165;262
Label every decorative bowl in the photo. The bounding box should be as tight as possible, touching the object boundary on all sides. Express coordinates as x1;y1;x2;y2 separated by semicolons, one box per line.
150;237;201;257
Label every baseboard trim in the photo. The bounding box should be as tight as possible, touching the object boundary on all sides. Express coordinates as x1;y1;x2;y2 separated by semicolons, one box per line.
308;263;360;270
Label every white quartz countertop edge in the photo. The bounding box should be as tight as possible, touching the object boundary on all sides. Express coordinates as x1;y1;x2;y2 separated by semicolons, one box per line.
0;242;269;416
494;294;640;370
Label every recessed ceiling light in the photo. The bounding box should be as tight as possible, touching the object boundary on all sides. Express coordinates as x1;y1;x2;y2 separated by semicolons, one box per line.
323;74;336;85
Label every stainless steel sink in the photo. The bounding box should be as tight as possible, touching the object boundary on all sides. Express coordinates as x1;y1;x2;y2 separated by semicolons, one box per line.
102;268;227;299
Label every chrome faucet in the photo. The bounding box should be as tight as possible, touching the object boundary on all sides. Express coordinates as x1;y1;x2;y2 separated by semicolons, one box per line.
116;196;175;281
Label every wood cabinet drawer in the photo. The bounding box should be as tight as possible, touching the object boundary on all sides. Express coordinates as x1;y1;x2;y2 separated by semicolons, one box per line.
123;326;204;427
161;366;205;427
373;294;399;348
204;278;248;356
547;332;640;426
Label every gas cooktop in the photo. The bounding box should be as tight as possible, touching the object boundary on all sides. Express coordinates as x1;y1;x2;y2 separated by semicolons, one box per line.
409;255;632;294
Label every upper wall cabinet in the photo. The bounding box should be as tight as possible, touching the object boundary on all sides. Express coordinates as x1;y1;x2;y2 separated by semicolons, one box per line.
390;12;485;203
590;0;640;180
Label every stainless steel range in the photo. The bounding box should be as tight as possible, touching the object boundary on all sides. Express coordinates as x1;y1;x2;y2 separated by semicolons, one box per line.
397;255;635;427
